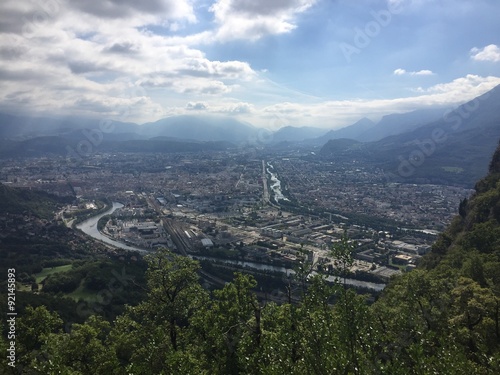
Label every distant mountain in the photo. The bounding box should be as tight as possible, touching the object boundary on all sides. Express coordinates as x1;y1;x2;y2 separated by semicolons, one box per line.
140;115;257;143
105;139;233;154
319;138;363;156
270;126;327;143
357;108;446;142
0;136;233;158
0;113;139;140
0;112;258;144
317;118;375;144
320;84;500;186
0;136;71;157
373;85;500;185
313;109;445;145
0;112;260;156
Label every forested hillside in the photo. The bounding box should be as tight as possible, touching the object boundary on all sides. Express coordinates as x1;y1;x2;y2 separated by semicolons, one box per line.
0;183;72;219
3;143;500;374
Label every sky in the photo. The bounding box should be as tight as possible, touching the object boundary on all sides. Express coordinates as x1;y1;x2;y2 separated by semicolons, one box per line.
1;0;500;130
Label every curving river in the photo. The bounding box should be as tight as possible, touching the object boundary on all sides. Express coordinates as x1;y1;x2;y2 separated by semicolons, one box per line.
76;202;147;252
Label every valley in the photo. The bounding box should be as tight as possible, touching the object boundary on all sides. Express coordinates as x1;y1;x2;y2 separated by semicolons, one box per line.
0;146;473;293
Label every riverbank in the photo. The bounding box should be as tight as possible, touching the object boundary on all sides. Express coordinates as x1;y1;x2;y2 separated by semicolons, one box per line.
76;202;148;252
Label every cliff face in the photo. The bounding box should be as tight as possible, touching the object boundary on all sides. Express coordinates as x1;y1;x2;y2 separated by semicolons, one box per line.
489;140;500;175
420;141;500;269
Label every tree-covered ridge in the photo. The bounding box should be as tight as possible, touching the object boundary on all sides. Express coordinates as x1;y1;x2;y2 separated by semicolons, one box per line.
421;140;500;270
0;183;71;220
4;245;500;374
374;140;500;372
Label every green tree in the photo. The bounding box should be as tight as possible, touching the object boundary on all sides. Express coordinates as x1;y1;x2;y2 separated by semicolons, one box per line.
107;248;208;374
34;316;117;374
371;270;452;372
449;277;499;361
330;233;355;288
191;273;261;374
143;248;207;351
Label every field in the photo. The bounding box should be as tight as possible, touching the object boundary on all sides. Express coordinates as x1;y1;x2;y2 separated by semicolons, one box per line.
35;264;73;283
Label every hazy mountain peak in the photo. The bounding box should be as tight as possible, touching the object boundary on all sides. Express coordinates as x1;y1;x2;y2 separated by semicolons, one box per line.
140;114;258;143
270;125;328;143
357;108;446;142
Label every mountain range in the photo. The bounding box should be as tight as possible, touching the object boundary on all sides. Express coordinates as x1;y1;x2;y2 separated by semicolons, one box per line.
1;85;499;186
312;108;446;145
320;85;500;186
0;106;452;145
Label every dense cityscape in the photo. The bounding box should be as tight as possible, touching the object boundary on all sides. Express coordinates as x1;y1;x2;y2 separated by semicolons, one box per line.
0;149;474;291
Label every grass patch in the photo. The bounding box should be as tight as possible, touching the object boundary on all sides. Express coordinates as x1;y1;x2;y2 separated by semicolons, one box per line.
35;264;73;283
17;283;32;292
442;166;464;173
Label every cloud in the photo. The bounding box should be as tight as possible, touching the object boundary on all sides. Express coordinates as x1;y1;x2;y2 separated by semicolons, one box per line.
186;102;208;110
394;68;435;76
66;0;195;22
471;44;500;63
1;0;499;129
209;0;317;41
219;102;255;114
177;58;255;80
184;101;254;115
247;74;500;128
412;70;434;76
0;0;260;122
105;41;140;55
180;80;231;95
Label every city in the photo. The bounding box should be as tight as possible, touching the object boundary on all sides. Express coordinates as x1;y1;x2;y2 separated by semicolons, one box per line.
0;149;474;290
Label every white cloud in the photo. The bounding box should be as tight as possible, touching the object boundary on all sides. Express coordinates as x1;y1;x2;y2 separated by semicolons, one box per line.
394;68;435;76
177;58;255;80
219;102;255;114
0;0;259;122
412;70;434;76
186;102;208;110
65;0;196;23
1;0;499;130
244;74;500;128
209;0;317;41
183;101;254;114
471;44;500;63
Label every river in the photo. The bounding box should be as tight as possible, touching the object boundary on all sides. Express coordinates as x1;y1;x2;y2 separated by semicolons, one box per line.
266;162;290;202
193;256;385;291
76;202;147;252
